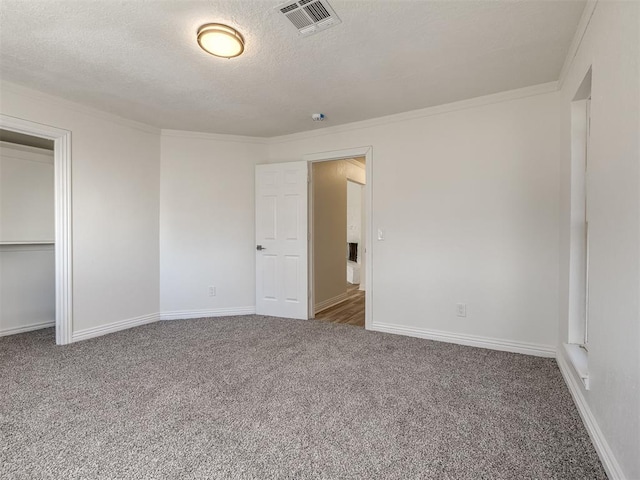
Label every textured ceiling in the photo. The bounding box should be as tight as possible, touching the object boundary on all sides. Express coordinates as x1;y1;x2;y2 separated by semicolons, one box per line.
0;0;585;137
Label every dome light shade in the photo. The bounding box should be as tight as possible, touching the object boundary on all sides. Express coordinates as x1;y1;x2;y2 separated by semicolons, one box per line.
197;23;244;59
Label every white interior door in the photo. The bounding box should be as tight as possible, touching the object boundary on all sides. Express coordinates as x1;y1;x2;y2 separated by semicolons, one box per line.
255;161;308;319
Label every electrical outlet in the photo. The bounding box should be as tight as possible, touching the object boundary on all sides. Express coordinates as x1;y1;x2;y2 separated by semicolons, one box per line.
208;286;216;297
456;303;467;317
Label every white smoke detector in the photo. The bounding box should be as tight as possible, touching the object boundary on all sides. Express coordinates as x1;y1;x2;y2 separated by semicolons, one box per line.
312;113;325;121
277;0;341;36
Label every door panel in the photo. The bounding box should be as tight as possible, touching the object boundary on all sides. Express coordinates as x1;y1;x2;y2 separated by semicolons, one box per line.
260;195;277;240
284;255;300;301
262;255;278;300
255;161;308;319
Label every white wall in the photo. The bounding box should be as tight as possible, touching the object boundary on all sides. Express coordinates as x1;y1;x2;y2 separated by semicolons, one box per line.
0;245;55;334
269;90;563;351
558;2;640;478
0;142;54;242
313;160;347;308
311;160;358;308
0;82;161;334
159;131;265;317
0;142;55;334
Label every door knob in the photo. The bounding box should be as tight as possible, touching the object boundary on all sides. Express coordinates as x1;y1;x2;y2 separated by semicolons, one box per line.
256;245;266;251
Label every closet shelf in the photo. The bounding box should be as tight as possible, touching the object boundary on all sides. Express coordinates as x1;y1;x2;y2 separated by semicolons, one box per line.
0;241;54;245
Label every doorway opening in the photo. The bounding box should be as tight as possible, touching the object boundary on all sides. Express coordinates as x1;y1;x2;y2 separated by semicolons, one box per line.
0;115;72;345
308;152;369;328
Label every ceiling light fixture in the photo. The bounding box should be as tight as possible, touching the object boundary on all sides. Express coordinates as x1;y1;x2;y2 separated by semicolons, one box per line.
197;23;245;59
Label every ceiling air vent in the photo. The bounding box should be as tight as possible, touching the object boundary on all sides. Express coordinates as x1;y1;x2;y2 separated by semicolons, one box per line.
277;0;341;36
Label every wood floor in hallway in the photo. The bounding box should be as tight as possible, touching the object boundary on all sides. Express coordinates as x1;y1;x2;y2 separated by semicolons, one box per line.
315;284;365;327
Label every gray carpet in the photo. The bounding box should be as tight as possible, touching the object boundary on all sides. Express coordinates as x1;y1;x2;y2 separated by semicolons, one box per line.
1;316;605;479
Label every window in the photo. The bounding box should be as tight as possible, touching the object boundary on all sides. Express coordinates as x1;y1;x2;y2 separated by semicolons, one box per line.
566;67;592;389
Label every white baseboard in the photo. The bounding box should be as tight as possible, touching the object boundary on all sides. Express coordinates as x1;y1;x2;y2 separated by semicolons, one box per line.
67;308;256;342
72;312;160;342
160;306;256;321
315;292;349;314
371;322;556;357
0;321;55;337
556;349;625;480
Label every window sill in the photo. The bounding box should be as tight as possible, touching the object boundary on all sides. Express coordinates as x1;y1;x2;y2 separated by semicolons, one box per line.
564;343;590;390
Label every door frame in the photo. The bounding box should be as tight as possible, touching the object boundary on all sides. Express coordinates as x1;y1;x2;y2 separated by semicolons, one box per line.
304;146;373;329
0;114;73;345
345;177;366;292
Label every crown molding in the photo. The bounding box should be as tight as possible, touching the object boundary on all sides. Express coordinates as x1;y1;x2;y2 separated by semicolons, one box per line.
303;146;371;163
160;129;268;144
2;79;561;145
0;81;160;135
267;81;559;145
162;80;557;146
558;1;598;90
